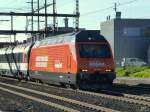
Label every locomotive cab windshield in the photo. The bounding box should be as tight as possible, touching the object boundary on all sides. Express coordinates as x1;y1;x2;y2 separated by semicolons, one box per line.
79;44;111;58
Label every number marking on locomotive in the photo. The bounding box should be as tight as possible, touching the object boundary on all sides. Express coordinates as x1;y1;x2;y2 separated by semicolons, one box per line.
35;56;48;67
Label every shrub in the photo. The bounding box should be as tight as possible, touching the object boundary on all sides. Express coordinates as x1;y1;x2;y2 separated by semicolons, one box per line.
129;69;150;78
116;66;150;78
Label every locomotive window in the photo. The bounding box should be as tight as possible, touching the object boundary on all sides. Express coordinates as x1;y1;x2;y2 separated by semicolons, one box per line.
0;55;2;63
16;53;23;63
19;53;23;63
2;55;4;63
7;54;13;63
0;55;1;62
79;44;111;58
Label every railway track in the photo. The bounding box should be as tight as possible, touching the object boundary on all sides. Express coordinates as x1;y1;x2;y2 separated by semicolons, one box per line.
114;84;150;92
0;76;150;112
0;81;118;112
0;86;78;112
98;89;150;102
110;84;150;97
29;80;150;107
114;83;150;91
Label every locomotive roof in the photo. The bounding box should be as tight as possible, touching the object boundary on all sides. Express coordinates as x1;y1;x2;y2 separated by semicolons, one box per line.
34;30;107;48
75;30;107;42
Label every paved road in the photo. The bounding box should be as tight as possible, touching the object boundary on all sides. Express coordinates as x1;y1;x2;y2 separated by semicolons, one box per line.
114;77;150;85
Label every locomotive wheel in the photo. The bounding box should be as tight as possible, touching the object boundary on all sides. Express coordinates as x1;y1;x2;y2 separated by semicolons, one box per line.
71;84;79;90
76;75;86;89
25;75;31;81
60;83;78;90
17;72;24;81
65;84;71;88
0;72;2;76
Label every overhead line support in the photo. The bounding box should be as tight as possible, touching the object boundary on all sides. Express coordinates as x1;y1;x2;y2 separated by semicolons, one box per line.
45;0;48;34
0;12;79;17
37;0;40;31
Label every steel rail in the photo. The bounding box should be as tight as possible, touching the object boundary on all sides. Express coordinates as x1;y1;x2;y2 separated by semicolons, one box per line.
100;90;150;102
0;82;120;112
0;86;79;112
1;76;150;108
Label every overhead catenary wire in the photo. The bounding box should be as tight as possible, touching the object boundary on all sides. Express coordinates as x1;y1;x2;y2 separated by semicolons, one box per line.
81;6;113;16
0;0;141;13
118;0;139;7
0;0;41;12
81;0;139;16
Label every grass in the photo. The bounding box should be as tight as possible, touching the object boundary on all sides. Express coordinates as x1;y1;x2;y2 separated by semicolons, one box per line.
116;66;150;78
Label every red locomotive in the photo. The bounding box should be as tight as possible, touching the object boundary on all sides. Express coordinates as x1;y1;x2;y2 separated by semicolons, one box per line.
0;30;116;89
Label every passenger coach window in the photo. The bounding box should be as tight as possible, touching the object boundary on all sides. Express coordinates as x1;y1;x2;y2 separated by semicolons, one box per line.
79;44;111;58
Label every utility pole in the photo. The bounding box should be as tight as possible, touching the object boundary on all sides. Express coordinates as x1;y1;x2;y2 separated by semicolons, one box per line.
45;0;48;34
53;0;56;32
10;12;15;42
31;0;34;32
14;34;16;43
26;16;28;31
0;0;80;38
10;12;14;31
26;0;37;32
75;0;79;30
114;3;117;12
11;16;13;31
37;0;40;31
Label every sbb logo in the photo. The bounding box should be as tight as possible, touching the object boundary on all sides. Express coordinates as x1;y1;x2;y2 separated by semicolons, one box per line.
89;62;105;67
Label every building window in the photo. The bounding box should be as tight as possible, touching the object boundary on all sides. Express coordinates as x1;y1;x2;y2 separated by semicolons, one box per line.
123;27;141;37
144;27;150;37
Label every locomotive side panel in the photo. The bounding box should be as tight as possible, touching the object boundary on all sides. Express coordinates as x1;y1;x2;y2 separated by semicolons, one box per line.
29;43;77;85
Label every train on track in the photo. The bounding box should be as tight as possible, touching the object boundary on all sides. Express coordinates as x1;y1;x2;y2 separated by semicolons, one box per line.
0;30;116;89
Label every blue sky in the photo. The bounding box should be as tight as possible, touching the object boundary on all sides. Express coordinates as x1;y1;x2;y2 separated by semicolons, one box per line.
0;0;149;41
58;0;150;29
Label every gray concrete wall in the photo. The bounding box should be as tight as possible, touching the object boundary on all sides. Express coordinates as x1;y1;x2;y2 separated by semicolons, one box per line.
114;19;150;66
101;20;114;55
101;19;150;66
147;46;150;66
119;37;150;61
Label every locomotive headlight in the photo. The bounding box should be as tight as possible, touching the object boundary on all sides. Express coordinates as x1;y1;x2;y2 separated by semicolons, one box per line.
106;69;112;72
82;69;88;72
